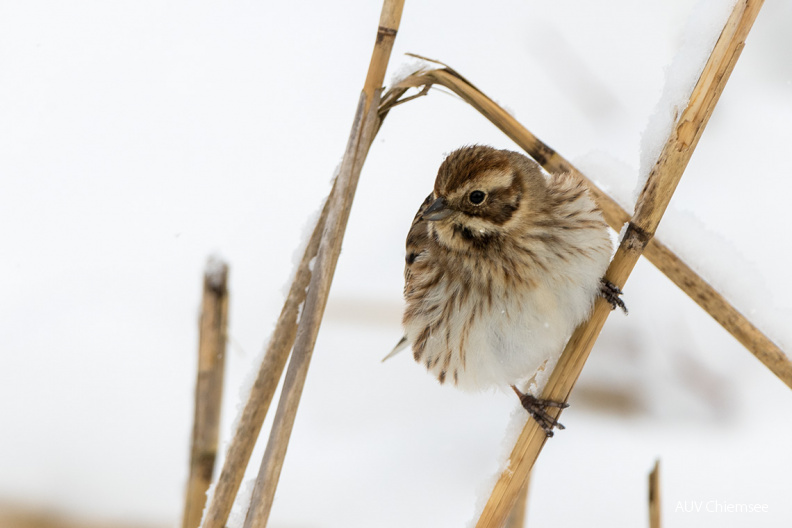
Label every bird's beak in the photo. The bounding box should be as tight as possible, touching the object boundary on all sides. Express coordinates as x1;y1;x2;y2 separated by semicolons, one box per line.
421;197;453;221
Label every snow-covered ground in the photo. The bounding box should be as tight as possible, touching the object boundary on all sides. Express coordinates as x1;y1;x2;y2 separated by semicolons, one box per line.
1;1;790;527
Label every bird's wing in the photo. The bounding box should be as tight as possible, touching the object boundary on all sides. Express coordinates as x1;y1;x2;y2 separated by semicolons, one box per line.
384;193;435;363
404;193;434;285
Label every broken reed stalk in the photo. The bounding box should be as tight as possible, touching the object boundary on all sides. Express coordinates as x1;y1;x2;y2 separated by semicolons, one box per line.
474;2;764;526
240;2;405;527
380;53;792;390
200;190;334;528
183;259;230;528
649;460;661;528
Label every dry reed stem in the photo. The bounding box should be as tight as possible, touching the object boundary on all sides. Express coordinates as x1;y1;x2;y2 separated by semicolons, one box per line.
182;260;229;528
200;189;334;528
474;2;763;526
241;2;404;527
379;51;792;390
504;473;530;528
649;460;661;528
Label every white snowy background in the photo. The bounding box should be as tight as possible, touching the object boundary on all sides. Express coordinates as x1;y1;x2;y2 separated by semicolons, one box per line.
1;1;791;527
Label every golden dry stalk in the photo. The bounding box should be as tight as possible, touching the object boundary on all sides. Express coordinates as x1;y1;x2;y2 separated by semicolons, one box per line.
182;259;229;528
199;2;405;528
649;460;662;528
474;2;764;526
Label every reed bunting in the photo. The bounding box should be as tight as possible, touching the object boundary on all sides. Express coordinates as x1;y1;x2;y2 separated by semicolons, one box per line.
388;146;625;435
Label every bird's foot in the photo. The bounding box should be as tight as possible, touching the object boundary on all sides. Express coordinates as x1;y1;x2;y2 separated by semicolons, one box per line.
511;385;569;437
600;278;628;314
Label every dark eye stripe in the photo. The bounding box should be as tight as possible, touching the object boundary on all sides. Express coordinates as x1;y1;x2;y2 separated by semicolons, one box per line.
480;191;521;225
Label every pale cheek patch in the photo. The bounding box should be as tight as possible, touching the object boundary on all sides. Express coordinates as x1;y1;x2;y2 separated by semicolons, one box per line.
464;216;496;233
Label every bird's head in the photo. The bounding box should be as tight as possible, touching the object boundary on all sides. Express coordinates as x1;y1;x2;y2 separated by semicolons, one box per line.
422;145;548;250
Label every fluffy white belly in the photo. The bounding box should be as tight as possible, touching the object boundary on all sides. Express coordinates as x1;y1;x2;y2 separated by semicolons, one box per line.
406;278;597;392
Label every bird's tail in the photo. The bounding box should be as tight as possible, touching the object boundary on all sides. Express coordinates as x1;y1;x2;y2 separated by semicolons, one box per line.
381;336;409;362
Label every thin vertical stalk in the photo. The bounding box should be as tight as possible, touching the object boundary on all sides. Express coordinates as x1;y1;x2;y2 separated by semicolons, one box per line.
183;259;229;528
649;460;661;528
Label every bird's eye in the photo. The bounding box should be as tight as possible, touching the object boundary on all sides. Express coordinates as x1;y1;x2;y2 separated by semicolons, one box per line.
469;190;486;205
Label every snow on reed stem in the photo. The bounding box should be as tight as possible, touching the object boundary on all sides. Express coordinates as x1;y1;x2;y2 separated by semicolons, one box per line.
649;460;661;528
240;2;405;528
183;258;229;528
381;56;792;390
474;2;764;526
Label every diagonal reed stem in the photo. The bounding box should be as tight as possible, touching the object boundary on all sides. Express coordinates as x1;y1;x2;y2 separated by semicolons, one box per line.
379;43;792;391
472;2;763;525
202;4;404;527
240;2;404;527
504;472;530;528
200;183;334;528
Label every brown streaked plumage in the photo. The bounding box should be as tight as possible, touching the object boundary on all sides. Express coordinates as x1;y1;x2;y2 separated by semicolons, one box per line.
396;145;622;435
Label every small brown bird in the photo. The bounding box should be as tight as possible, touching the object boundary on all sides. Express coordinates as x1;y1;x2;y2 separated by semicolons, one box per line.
389;146;624;435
